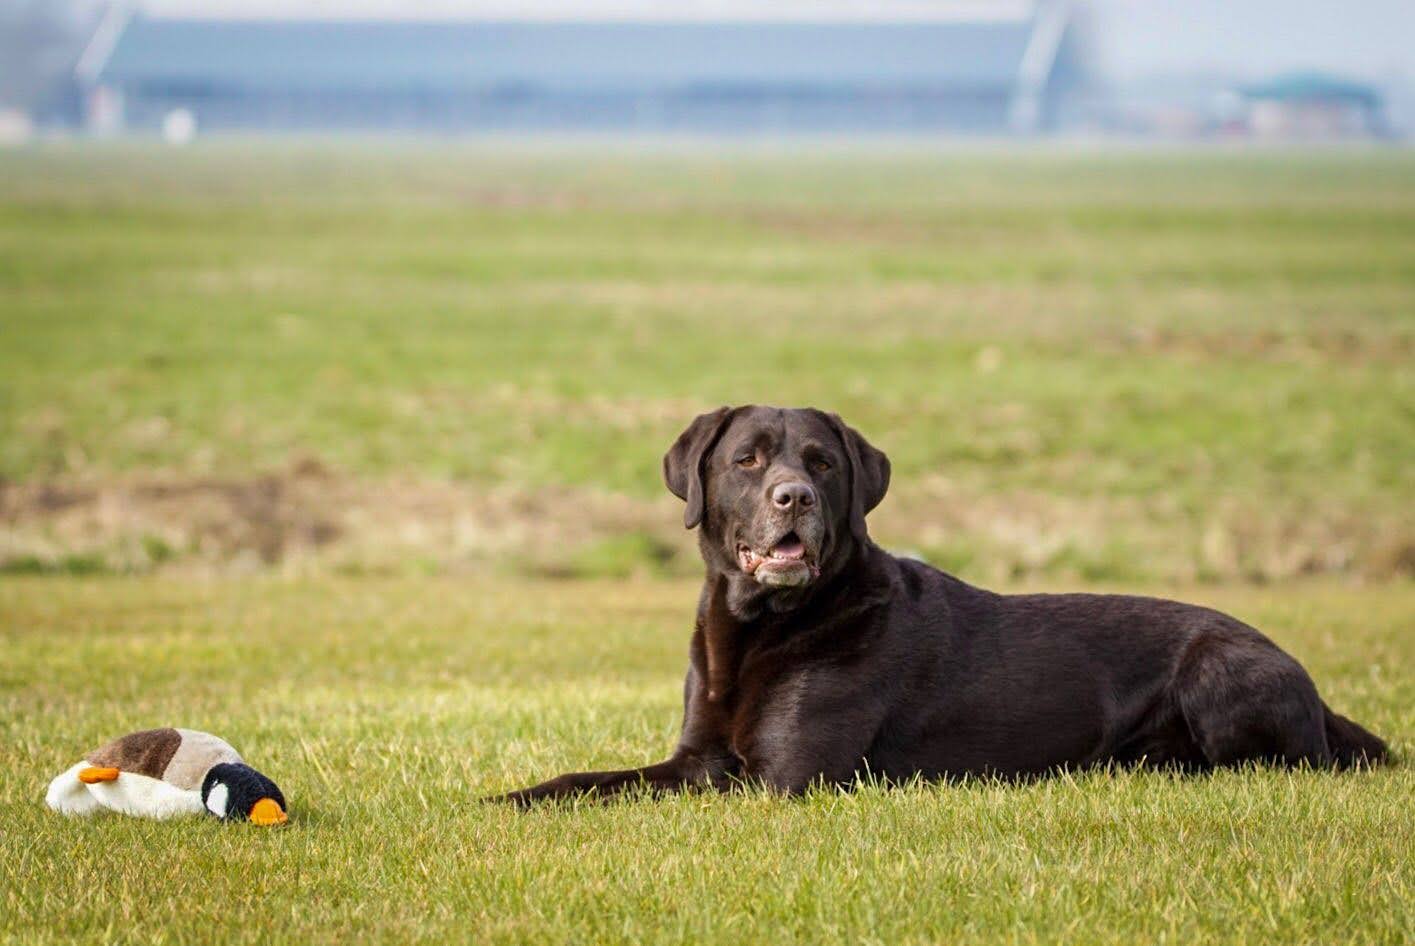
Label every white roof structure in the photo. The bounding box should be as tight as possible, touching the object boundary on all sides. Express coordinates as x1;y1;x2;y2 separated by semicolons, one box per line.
83;2;1081;133
136;2;1040;22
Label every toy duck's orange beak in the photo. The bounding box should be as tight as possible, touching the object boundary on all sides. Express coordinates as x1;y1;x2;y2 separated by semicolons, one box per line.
78;767;120;784
249;797;287;826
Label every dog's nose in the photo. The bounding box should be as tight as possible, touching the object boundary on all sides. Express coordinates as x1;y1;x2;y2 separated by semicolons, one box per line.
771;481;816;511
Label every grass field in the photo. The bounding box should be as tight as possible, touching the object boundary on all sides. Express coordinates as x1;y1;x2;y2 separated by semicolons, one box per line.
1;577;1411;944
1;144;1412;943
2;145;1412;581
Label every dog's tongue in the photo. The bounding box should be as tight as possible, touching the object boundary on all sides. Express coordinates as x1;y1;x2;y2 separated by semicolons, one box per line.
771;536;806;560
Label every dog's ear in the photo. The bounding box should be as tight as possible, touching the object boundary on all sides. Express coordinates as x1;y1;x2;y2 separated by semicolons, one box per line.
663;406;736;530
822;412;890;542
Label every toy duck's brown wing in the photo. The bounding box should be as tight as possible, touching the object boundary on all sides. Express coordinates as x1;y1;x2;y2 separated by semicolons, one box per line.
86;728;183;780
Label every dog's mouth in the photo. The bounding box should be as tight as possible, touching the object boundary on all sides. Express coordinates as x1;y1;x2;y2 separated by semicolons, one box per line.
737;531;820;586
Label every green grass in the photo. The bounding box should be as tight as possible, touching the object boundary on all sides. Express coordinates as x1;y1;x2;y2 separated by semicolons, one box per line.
0;577;1410;944
0;143;1411;942
1;144;1412;581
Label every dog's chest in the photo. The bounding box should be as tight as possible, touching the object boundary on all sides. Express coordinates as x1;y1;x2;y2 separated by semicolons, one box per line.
724;665;814;773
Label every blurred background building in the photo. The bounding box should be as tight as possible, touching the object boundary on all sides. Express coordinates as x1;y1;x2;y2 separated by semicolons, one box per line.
1;1;1411;142
1234;73;1387;140
76;4;1086;135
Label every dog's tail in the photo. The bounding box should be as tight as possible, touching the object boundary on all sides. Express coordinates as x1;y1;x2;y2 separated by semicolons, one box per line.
1323;703;1389;769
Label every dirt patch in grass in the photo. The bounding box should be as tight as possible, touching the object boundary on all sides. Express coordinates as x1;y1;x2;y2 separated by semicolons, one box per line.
737;206;949;246
3;463;1409;584
0;461;683;578
1093;324;1414;367
876;477;1414;586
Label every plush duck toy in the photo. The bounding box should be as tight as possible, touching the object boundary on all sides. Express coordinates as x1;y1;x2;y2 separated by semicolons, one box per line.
46;728;287;826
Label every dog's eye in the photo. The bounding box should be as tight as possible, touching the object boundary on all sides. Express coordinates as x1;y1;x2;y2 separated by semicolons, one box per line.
810;459;830;473
736;454;758;469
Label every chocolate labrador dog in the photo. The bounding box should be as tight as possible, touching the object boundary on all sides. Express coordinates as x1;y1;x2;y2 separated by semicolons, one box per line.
500;405;1386;804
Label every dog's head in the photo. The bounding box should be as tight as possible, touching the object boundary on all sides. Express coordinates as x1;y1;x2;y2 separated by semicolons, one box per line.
664;406;889;612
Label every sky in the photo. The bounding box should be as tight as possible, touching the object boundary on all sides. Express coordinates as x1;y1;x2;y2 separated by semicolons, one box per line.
1088;0;1412;81
134;1;1414;82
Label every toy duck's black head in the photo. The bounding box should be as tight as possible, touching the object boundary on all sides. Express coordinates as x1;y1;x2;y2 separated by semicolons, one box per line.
200;763;287;826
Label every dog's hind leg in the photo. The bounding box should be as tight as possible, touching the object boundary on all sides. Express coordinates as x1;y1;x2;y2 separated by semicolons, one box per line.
1173;630;1332;768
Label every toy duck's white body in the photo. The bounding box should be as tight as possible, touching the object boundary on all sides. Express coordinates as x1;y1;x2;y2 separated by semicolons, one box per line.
47;728;246;820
